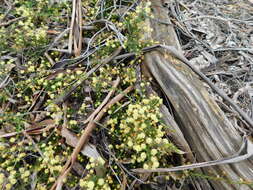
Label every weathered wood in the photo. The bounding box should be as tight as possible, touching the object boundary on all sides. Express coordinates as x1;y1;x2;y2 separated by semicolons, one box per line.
144;85;194;159
142;0;253;189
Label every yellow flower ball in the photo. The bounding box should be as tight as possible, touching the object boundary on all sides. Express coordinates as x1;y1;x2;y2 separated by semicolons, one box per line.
127;141;133;147
97;178;105;186
10;137;15;143
80;179;86;187
152;161;159;169
146;138;152;144
10;178;17;185
140;152;147;160
6;183;12;190
151;149;158;156
143;163;149;170
87;181;95;190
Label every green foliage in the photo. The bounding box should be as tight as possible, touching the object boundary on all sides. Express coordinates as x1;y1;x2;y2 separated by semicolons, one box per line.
0;0;185;189
0;0;69;52
123;2;153;53
107;94;179;170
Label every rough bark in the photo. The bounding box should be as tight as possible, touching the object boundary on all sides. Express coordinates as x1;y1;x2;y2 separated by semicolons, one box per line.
142;0;253;189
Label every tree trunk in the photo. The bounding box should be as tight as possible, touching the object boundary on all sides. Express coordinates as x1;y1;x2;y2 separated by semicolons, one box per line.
142;1;253;189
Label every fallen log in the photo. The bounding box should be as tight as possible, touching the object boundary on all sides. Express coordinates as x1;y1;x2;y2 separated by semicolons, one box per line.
140;1;253;189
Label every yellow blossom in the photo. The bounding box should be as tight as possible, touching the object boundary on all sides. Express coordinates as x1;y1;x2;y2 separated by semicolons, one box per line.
76;70;83;75
127;141;133;147
80;179;86;187
87;181;95;189
6;183;12;190
137;133;145;139
146;138;152;144
10;178;17;185
0;173;5;184
98;178;105;186
23;170;30;177
151;149;158;156
152;161;159;169
140;152;147;160
143;163;149;169
10;137;15;143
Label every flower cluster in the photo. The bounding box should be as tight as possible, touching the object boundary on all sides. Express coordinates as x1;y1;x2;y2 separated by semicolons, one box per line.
0;140;33;189
79;157;114;190
108;95;179;170
38;143;64;176
0;131;70;189
0;0;69;51
0;0;182;189
11;5;48;50
91;66;114;92
122;1;154;53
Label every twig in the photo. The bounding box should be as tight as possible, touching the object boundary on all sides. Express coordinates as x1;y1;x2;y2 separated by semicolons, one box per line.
0;74;10;89
0;119;55;138
48;48;70;53
23;131;44;157
0;16;26;27
213;47;253;52
50;85;134;190
82;76;120;124
1;4;12;21
68;0;77;54
48;25;96;50
132;136;253;173
72;0;82;56
233;84;251;103
181;15;251;24
53;47;122;104
51;19;125;65
44;52;55;66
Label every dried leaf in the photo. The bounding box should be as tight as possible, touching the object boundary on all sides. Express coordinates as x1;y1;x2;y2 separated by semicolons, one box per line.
61;127;100;159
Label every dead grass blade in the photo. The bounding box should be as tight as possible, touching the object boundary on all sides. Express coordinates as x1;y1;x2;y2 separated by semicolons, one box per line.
61;127;101;159
68;0;82;56
0;119;55;138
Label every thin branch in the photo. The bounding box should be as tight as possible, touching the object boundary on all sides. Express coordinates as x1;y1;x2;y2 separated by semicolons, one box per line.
132;136;253;173
50;85;134;190
53;47;122;104
82;76;120;124
0;16;26;27
181;15;251;24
